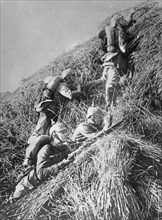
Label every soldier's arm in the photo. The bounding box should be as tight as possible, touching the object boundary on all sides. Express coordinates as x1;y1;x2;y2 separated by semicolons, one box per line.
36;145;70;180
79;124;102;140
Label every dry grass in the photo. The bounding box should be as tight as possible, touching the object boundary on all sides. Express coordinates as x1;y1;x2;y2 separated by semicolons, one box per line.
0;1;162;220
2;131;161;220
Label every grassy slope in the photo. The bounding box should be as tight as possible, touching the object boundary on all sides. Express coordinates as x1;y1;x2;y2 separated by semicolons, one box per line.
0;1;162;219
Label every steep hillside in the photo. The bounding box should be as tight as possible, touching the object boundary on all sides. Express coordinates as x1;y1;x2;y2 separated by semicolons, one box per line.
0;1;162;220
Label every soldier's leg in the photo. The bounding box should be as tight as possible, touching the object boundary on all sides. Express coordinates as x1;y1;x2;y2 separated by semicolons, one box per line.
9;183;26;203
9;175;31;202
35;112;51;135
105;86;114;111
28;112;51;144
112;85;120;107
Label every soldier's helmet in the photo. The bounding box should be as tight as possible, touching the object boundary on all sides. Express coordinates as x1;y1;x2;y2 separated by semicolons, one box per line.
49;123;67;137
86;107;104;118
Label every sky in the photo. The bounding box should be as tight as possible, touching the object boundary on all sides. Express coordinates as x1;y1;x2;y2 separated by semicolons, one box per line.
1;0;145;92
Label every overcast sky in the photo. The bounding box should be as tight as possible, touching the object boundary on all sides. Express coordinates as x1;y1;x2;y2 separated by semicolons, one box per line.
1;0;145;92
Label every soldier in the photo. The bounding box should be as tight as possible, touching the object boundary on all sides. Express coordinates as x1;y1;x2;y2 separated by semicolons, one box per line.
98;13;137;79
28;68;82;144
61;68;85;101
101;51;126;111
72;107;112;146
10;123;72;202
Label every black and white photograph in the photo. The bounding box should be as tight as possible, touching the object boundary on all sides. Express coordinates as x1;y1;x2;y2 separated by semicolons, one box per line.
0;0;162;219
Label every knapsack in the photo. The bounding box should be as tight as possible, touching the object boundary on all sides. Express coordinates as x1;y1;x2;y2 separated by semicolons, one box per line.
23;135;51;166
36;76;63;112
105;17;130;54
105;25;118;52
43;76;63;99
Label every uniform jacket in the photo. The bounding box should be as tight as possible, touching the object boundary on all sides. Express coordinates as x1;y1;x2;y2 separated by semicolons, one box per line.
72;122;103;143
11;142;70;201
37;81;72;119
36;142;70;180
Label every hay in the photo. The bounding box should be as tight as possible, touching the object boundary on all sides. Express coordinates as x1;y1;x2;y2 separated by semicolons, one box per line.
33;133;161;220
1;1;162;220
130;2;162;109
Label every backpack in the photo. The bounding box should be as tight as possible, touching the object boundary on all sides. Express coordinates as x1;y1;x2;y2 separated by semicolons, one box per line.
105;19;130;54
44;76;63;99
105;25;117;52
36;76;63;112
23;135;51;166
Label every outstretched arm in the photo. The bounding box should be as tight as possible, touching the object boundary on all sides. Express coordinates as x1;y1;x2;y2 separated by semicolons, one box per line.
36;144;70;180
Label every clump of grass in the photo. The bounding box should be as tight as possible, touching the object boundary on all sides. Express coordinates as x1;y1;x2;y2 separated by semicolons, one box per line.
2;131;161;220
129;1;162;109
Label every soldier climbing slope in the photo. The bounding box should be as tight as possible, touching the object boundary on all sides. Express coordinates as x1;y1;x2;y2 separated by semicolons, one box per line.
9;123;72;202
72;107;112;147
98;12;138;82
101;51;127;111
28;68;83;144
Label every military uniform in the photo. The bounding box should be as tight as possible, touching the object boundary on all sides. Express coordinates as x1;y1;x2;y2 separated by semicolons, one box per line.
10;141;70;201
72;122;103;144
28;80;73;144
36;142;70;180
72;107;112;146
101;60;120;108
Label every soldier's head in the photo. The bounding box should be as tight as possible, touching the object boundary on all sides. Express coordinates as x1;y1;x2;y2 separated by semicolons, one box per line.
61;68;75;84
49;122;69;143
86;107;104;125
